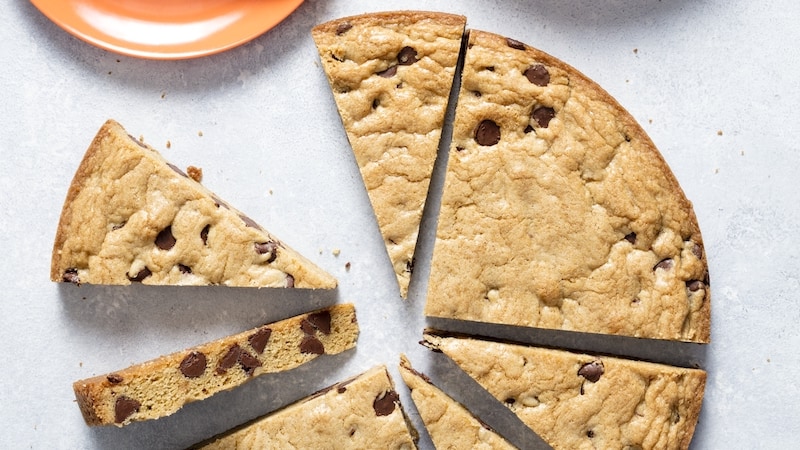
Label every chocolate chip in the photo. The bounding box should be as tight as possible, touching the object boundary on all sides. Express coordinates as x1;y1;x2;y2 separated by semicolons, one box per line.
331;53;345;62
128;267;152;282
299;335;325;355
155;226;176;250
456;146;465;152
248;327;272;354
238;349;261;376
485;66;495;72
504;397;516;404
578;360;604;383
506;38;526;50
587;430;595;438
377;65;397;78
200;224;210;245
523;125;533;134
127;134;148;149
167;163;187;178
179;351;207;378
114;396;141;423
240;214;262;230
373;390;399;416
654;258;674;271
532;106;556;128
178;264;192;274
692;243;704;260
301;319;316;335
106;374;123;384
336;22;353;35
286;274;295;288
216;345;242;374
112;222;126;231
254;241;278;263
337;385;348;394
307;311;332;335
397;46;418;65
475;119;501;146
624;232;637;244
688;280;705;292
63;268;80;284
211;194;228;209
372;98;379;109
524;64;550;86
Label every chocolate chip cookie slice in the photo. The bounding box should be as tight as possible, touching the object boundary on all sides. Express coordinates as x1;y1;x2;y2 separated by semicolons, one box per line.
426;30;710;342
312;11;466;297
51;119;336;288
192;365;418;449
399;354;516;449
424;333;706;450
74;304;358;426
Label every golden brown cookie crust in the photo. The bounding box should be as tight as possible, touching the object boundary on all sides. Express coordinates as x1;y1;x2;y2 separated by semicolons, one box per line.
426;30;710;342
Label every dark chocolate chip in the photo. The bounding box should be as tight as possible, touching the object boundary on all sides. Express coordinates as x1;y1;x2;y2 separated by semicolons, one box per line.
654;258;675;271
377;65;398;78
506;38;526;50
216;345;242;374
200;224;210;245
578;360;604;383
179;351;207;378
397;46;418;65
240;214;262;230
128;267;152;282
456;146;465;152
475;119;501;146
299;335;325;355
373;390;400;416
532;106;556;128
155;226;176;250
127;134;148;149
587;430;596;438
688;280;705;292
505;397;516;404
523;125;533;134
106;374;123;384
286;274;295;288
624;232;637;244
692;243;704;260
167;163;188;178
301;319;316;335
238;349;261;376
178;264;192;274
63;268;80;284
335;22;353;35
254;241;278;263
524;64;550;86
337;385;348;394
114;396;141;423
248;327;272;354
307;311;332;335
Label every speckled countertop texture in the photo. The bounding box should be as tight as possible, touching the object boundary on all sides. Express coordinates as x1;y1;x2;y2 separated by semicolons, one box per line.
2;1;798;448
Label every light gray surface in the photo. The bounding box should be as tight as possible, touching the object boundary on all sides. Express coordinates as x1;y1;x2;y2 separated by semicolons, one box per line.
2;0;798;448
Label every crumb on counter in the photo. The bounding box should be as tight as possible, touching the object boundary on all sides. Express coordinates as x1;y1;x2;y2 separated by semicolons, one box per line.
187;166;203;183
332;248;341;257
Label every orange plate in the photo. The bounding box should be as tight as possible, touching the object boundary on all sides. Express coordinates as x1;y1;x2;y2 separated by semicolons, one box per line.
30;0;305;60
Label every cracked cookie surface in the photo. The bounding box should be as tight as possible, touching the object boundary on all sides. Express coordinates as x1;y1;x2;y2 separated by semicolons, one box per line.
426;30;710;342
312;11;466;297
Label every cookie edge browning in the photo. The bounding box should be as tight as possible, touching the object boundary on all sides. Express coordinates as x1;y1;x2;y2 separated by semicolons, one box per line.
312;10;467;36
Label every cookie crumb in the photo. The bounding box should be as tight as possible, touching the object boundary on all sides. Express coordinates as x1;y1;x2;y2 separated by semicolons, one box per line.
166;140;171;149
139;134;145;143
332;248;341;257
187;166;203;183
198;130;204;137
633;48;638;54
161;92;166;99
717;130;723;136
345;262;351;271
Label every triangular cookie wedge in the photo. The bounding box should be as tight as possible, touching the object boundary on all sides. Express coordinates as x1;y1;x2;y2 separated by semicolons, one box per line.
399;354;516;450
424;333;706;450
193;365;418;449
312;11;466;297
51;119;336;288
74;304;358;426
426;30;710;342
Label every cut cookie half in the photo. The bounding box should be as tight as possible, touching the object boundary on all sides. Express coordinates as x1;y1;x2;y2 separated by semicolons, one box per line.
73;304;358;426
312;11;466;297
399;354;516;450
426;30;710;342
51;119;337;289
192;364;418;449
424;333;706;450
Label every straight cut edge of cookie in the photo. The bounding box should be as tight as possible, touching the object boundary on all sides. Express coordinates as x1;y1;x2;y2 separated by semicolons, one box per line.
311;11;467;298
426;29;710;343
423;332;706;450
51;119;337;289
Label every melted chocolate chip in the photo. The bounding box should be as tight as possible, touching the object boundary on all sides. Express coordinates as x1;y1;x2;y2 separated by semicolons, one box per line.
692;243;704;260
155;226;176;250
524;125;534;134
179;351;207;378
286;274;295;288
307;311;332;334
254;241;278;263
240;214;262;230
506;38;526;50
475;119;501;146
106;374;123;384
178;264;192;274
216;345;242;374
524;64;550;86
397;46;418;65
654;258;675;271
377;65;398;78
127;134;148;149
114;396;141;423
532;106;556;128
373;390;400;416
248;327;272;354
578;360;604;383
299;335;325;355
63;268;80;284
300;319;316;335
335;22;353;35
128;267;152;282
624;232;637;244
688;280;705;292
238;351;261;376
167;163;187;178
200;224;210;245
